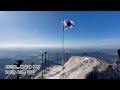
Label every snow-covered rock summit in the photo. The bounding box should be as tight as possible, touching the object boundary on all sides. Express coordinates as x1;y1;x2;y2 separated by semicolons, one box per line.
34;56;118;79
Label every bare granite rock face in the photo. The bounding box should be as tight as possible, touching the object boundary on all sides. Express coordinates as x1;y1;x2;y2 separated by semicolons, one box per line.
34;56;118;79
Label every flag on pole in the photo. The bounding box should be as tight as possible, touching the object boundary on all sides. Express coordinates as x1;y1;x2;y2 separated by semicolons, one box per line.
63;20;74;30
61;19;74;65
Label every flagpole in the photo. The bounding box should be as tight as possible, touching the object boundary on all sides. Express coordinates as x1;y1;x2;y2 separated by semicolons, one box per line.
62;18;64;65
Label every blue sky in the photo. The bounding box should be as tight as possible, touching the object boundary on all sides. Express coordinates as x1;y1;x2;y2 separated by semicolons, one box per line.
0;11;120;49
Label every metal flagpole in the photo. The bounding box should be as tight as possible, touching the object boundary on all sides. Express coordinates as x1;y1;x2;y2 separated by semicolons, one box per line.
62;18;64;66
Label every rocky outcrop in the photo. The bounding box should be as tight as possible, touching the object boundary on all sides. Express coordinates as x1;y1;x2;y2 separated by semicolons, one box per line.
34;56;118;79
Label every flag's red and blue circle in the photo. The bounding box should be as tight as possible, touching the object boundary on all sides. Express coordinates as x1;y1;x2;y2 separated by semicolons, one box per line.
63;20;74;30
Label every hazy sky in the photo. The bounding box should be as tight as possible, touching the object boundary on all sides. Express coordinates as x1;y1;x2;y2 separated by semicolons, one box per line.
0;11;120;49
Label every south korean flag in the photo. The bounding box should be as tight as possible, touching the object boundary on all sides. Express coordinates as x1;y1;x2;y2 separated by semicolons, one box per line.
63;20;74;30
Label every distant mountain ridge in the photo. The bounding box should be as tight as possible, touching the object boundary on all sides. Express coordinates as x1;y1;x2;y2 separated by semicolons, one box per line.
84;52;118;64
70;52;118;64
